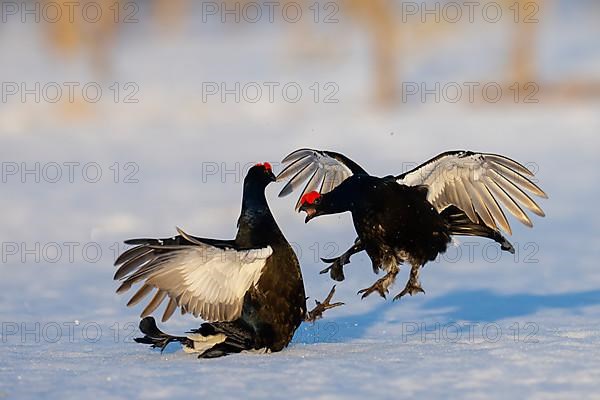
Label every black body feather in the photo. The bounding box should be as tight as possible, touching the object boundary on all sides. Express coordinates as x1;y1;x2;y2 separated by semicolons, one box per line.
116;165;307;357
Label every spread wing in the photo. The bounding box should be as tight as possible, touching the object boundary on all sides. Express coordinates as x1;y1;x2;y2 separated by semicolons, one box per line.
276;148;367;210
396;150;548;235
114;228;272;323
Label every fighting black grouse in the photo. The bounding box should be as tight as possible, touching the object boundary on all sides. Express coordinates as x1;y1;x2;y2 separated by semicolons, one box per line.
114;163;341;358
276;149;547;300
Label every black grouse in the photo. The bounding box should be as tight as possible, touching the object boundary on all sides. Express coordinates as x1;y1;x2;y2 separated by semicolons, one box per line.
113;163;341;358
276;149;547;300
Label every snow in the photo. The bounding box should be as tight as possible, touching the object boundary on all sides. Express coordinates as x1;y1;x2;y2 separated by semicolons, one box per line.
2;3;600;399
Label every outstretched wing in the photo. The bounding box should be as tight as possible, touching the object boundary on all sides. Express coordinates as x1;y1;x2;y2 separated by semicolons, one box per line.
114;228;272;323
396;151;547;234
276;148;367;210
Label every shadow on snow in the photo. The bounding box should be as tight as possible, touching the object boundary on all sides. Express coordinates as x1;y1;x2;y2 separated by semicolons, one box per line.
293;289;600;344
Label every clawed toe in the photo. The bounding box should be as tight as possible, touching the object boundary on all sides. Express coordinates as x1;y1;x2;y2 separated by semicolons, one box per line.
393;284;425;301
306;285;344;322
357;271;397;300
320;256;338;264
357;284;388;299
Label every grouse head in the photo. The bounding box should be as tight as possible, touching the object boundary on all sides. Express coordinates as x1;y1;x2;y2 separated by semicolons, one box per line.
246;162;276;188
299;191;325;223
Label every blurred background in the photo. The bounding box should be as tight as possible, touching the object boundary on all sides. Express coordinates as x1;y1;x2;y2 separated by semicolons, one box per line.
1;0;600;398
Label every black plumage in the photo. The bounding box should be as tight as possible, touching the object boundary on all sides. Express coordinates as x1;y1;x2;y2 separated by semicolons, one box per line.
114;163;340;358
277;149;547;300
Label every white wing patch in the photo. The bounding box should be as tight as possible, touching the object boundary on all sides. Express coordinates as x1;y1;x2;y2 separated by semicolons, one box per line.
397;151;547;234
117;244;272;322
276;149;356;210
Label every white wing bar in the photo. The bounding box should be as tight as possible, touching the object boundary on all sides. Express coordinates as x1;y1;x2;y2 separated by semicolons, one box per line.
397;151;547;234
116;241;272;322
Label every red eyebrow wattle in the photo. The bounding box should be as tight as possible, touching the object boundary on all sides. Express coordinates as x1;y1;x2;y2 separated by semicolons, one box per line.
255;162;272;172
300;191;321;205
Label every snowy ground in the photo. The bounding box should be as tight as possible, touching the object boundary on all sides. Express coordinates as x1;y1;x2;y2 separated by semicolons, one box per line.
2;3;600;399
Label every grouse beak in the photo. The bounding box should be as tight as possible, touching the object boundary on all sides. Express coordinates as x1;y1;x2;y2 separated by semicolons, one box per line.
267;170;277;182
299;203;317;223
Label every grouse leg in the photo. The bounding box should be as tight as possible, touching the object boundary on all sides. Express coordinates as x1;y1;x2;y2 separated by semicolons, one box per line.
320;238;364;282
306;285;345;322
393;263;425;301
357;265;399;299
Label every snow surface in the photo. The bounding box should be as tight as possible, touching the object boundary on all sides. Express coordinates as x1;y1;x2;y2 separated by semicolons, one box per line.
1;3;600;399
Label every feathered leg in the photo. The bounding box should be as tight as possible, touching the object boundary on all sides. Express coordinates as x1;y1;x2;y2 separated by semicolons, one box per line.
393;263;425;301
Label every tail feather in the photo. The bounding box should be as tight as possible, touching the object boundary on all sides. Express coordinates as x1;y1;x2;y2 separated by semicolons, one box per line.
442;206;515;254
135;317;255;358
135;316;193;350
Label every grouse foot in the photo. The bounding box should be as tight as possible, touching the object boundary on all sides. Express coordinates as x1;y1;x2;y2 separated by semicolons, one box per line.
393;265;425;301
306;285;344;322
320;239;363;282
357;271;397;299
320;254;349;281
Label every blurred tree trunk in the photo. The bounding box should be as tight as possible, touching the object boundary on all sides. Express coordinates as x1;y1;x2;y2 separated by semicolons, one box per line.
45;0;81;55
154;0;188;31
345;0;399;106
510;0;538;86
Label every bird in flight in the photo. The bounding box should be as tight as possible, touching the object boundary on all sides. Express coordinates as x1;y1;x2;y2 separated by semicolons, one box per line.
114;163;342;358
276;149;547;301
